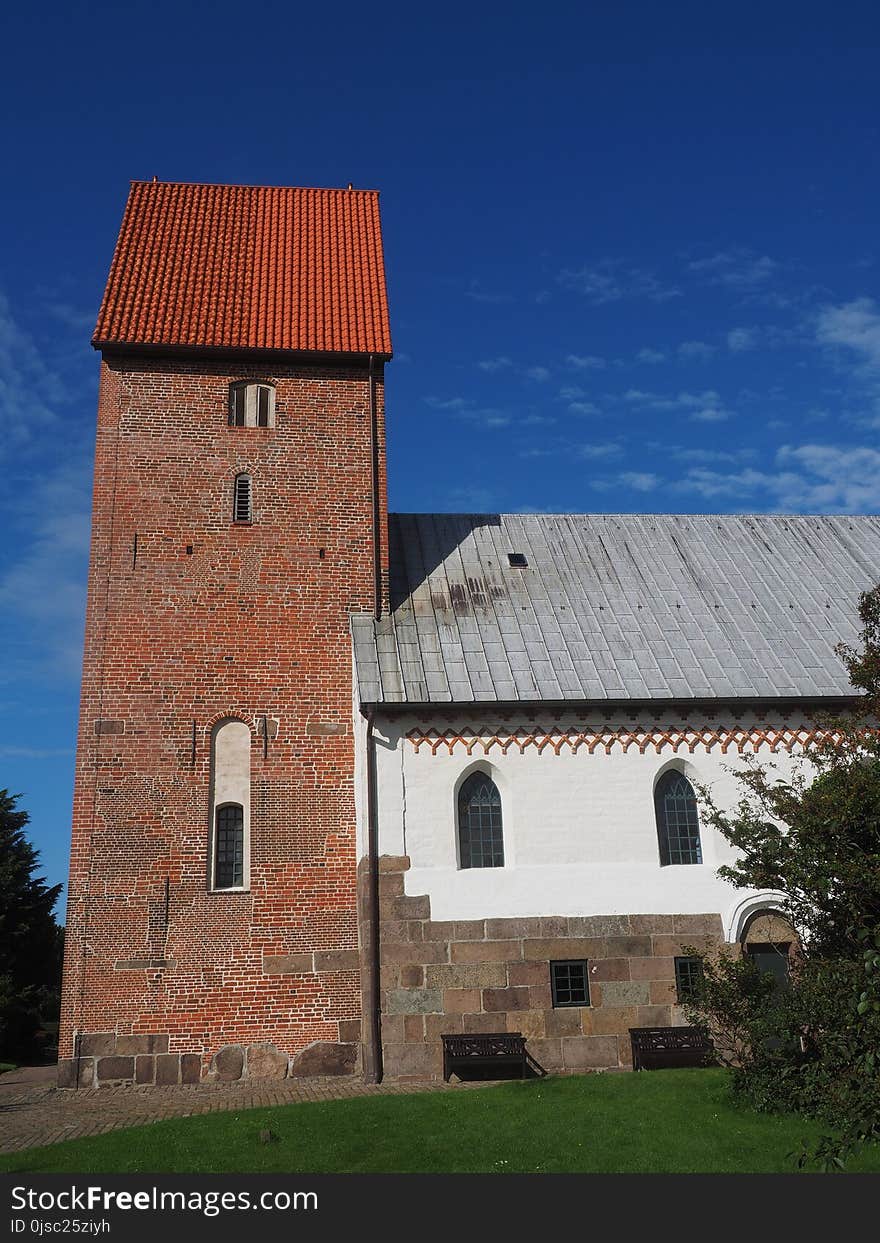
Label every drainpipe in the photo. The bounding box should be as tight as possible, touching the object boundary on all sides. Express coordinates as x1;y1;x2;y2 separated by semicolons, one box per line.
362;707;383;1082
368;355;382;620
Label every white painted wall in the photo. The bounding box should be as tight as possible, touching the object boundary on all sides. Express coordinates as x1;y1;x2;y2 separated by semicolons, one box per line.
362;708;815;938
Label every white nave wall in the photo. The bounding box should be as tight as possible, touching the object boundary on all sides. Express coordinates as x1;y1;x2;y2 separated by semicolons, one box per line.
367;708;818;936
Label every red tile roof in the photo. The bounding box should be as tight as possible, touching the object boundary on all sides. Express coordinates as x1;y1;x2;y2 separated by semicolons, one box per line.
93;181;392;356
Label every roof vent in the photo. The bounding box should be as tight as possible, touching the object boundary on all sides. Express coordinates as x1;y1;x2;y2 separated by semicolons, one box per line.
508;552;528;568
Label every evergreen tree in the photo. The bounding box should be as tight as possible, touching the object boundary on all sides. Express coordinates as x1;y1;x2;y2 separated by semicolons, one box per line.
0;790;63;1061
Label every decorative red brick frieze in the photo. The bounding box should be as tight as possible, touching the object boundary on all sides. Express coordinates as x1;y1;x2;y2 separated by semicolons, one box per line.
406;723;850;756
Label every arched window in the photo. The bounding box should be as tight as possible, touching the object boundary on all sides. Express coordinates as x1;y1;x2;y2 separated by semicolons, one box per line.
214;803;244;889
458;772;504;869
655;770;702;866
229;381;275;428
233;473;252;522
210;719;251;891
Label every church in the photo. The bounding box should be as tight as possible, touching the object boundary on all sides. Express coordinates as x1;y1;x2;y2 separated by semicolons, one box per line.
58;180;880;1087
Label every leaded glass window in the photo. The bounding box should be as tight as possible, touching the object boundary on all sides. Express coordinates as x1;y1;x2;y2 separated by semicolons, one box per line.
214;803;244;889
551;960;590;1007
655;771;702;866
457;772;504;869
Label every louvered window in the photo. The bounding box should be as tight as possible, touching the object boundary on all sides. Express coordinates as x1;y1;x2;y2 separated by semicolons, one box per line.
458;772;504;868
229;382;275;428
233;474;252;523
655;771;703;866
214;803;244;889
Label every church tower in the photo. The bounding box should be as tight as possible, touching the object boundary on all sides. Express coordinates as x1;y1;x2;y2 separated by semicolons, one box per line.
58;181;392;1087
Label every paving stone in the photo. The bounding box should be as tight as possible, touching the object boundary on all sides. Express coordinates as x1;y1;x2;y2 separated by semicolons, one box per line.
0;1067;494;1155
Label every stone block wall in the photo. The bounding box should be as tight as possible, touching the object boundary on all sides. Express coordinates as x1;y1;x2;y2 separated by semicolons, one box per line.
57;1030;360;1089
378;857;725;1079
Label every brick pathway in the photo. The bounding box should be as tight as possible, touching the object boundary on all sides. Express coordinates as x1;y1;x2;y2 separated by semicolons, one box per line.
0;1067;480;1154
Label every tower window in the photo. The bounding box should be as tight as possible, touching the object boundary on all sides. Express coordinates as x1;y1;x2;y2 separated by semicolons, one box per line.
209;720;251;892
233;474;252;523
457;772;504;868
655;770;703;866
229;382;275;428
214;803;245;889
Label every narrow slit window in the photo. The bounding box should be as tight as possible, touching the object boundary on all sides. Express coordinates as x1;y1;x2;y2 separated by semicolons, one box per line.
655;770;702;866
214;803;244;889
457;772;504;868
233;474;252;523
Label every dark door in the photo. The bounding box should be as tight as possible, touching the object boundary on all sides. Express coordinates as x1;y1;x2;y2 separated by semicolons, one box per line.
746;942;791;988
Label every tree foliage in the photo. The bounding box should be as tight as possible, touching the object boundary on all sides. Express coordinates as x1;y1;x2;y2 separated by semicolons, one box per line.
682;585;880;1169
0;790;63;1061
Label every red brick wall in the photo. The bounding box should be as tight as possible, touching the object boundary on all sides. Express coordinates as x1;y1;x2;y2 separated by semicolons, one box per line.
60;352;387;1071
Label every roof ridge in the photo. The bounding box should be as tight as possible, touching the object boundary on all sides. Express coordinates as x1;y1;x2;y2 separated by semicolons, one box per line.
129;180;381;195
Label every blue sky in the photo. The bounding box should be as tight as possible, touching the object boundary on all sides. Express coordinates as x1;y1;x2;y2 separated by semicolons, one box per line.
3;1;880;908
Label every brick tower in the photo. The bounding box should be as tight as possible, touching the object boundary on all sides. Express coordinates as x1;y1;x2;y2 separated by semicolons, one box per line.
58;181;392;1087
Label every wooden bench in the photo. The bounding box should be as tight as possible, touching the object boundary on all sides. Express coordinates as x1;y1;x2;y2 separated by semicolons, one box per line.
442;1032;532;1082
629;1025;715;1071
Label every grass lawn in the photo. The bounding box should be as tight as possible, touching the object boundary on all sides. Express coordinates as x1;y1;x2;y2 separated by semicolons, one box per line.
3;1069;879;1174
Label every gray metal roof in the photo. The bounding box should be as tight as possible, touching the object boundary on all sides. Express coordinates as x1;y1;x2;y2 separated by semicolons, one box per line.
351;513;880;706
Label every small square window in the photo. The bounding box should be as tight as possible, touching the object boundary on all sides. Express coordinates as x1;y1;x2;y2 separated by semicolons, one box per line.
550;960;590;1008
674;956;704;1003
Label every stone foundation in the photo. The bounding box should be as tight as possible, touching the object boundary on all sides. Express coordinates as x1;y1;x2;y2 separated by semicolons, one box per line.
57;1034;360;1088
378;856;725;1079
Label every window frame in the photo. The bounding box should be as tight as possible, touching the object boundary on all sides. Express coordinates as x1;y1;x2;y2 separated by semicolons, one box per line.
674;955;704;1003
228;381;276;429
213;801;246;891
456;770;505;869
233;473;253;523
550;959;591;1008
654;769;703;866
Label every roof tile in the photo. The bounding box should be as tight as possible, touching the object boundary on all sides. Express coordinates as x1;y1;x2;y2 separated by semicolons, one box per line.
93;181;392;355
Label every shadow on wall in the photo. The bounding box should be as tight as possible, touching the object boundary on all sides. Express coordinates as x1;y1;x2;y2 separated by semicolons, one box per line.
388;514;502;613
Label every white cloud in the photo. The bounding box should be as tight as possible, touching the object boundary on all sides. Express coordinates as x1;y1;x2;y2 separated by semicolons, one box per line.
688;248;778;289
678;340;716;360
424;395;510;427
617;471;660;492
690;404;729;423
623;387;731;419
525;365;551;382
557;260;680;304
577;442;621;460
727;327;758;352
567;401;600;416
816;298;880;371
558;385;585;400
674;443;880;512
566;354;606;370
636;347;666;364
477;356;513;372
